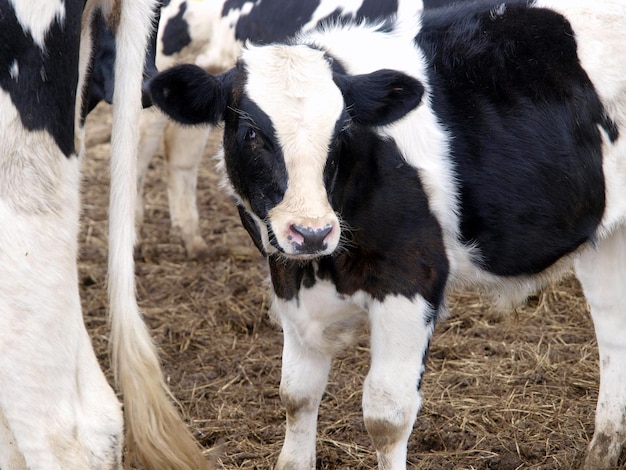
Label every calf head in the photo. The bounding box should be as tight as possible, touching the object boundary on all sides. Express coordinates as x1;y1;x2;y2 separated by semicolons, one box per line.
149;43;424;259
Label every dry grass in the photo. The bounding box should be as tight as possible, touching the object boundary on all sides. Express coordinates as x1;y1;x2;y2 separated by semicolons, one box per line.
81;103;624;469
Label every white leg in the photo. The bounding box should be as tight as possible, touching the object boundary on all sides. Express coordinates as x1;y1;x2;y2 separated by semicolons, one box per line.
276;319;332;470
0;179;123;469
272;279;366;470
575;224;626;470
135;107;168;250
163;121;211;259
364;295;435;470
0;410;27;470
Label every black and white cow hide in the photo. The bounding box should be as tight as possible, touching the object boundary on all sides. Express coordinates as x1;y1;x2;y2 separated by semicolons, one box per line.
150;0;626;468
0;0;210;468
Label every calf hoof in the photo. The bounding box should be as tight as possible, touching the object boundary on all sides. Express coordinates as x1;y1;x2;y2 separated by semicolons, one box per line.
583;432;624;470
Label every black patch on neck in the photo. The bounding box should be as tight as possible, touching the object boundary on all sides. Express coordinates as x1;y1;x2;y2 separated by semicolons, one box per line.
0;0;82;157
418;2;609;276
266;125;449;311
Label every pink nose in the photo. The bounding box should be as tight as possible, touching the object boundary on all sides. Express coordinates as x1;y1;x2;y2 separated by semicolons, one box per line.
288;224;333;253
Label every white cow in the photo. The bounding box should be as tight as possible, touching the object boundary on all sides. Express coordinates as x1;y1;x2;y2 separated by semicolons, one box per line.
0;0;211;468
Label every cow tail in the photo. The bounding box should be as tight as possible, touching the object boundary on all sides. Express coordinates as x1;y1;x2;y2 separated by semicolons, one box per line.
107;0;213;468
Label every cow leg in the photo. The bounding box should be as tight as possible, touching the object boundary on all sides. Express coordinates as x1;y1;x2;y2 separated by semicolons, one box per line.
0;276;123;470
135;107;168;251
273;282;365;470
163;121;211;259
575;224;626;470
276;319;332;470
0;159;123;469
364;296;435;470
0;409;27;470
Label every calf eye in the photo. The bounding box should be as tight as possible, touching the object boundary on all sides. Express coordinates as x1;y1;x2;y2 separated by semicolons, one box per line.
246;128;257;141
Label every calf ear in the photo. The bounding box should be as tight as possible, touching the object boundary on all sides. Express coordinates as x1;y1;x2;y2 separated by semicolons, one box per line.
333;69;424;126
148;63;233;125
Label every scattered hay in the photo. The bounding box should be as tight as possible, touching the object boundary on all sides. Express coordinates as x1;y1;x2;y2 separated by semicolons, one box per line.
81;104;616;469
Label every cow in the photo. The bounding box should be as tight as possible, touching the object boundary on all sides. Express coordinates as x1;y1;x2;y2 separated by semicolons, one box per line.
0;0;210;468
135;0;461;259
148;0;626;468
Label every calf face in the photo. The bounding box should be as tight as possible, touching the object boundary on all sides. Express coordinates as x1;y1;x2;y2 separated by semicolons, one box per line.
149;45;424;258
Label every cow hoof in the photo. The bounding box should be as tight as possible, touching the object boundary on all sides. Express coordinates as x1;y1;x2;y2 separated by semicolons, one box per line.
184;237;210;260
583;431;624;470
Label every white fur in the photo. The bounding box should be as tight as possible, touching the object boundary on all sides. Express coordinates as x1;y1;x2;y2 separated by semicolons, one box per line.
243;44;342;256
272;280;367;469
574;225;626;469
9;0;65;50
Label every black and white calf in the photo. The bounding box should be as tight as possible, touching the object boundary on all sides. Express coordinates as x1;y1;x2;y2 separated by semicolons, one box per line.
150;0;626;468
137;0;441;259
0;0;209;468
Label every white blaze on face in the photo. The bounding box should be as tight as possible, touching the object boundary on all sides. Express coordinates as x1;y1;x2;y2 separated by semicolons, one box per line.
242;44;344;256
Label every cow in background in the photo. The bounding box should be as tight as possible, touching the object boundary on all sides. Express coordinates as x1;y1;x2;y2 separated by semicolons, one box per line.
150;0;626;468
137;0;464;259
0;0;210;468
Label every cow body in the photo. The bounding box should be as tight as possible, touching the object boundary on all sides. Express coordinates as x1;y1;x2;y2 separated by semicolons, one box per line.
0;0;210;468
136;0;436;259
150;0;626;468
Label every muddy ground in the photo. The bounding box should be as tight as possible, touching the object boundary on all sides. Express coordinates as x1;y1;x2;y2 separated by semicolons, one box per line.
81;103;621;469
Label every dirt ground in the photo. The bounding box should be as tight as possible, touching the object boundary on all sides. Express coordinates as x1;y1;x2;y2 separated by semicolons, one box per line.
81;103;622;470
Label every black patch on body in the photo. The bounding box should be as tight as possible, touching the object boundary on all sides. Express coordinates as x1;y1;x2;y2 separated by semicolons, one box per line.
423;0;471;9
161;1;191;56
417;1;612;276
0;0;82;157
354;0;398;21
222;0;399;45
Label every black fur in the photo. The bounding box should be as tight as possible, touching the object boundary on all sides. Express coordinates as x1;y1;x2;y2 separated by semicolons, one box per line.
417;1;611;275
0;0;82;157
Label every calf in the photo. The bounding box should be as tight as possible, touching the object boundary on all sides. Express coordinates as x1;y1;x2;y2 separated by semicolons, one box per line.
136;0;441;259
0;0;209;468
150;0;626;468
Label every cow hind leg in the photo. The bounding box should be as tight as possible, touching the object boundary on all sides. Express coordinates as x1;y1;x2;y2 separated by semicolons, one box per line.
135;107;169;254
575;224;626;470
163;121;211;259
0;410;27;470
364;296;435;470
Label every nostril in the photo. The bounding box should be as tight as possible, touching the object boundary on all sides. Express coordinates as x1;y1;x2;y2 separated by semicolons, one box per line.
290;224;333;251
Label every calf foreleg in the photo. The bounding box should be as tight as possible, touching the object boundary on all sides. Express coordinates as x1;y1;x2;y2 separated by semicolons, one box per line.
275;318;332;470
364;296;435;470
575;224;626;470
